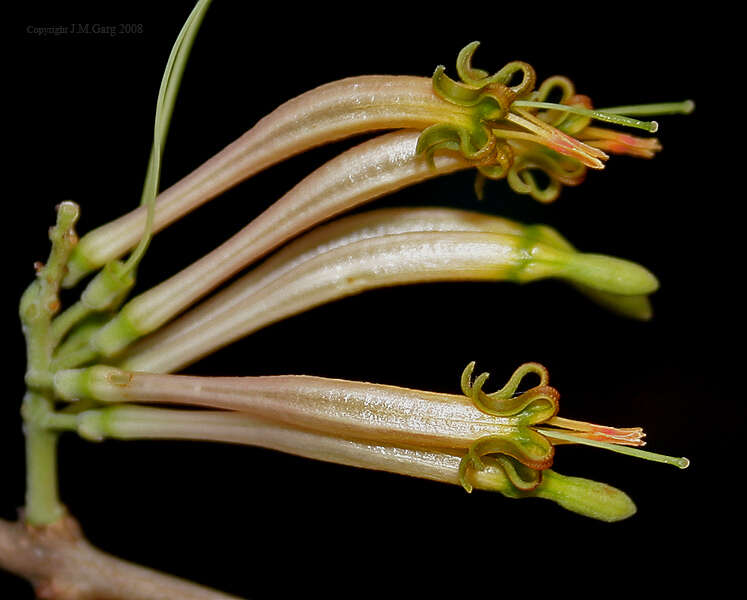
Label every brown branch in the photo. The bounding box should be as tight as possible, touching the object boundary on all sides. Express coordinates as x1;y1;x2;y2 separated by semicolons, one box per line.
0;514;244;600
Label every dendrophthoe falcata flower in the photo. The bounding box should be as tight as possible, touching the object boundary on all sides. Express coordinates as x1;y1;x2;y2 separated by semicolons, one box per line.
2;1;693;598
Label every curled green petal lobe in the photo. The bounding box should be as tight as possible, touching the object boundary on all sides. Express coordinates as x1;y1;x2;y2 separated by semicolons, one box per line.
455;41;489;84
455;42;536;97
460;362;558;423
432;65;495;108
459;429;554;492
504;149;586;203
416;123;495;167
420;44;539;173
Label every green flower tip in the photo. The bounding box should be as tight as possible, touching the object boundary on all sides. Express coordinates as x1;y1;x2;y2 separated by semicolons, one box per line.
534;470;637;522
470;462;637;522
563;253;659;296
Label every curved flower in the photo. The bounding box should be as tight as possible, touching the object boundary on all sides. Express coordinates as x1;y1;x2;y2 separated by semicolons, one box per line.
85;225;657;369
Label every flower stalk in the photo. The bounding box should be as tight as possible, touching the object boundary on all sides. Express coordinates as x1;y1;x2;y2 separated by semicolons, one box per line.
19;203;81;525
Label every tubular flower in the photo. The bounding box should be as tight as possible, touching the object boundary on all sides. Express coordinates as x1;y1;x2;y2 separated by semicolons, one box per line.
53;362;687;522
61;42;692;286
89;222;657;369
418;42;691;202
112;207;654;375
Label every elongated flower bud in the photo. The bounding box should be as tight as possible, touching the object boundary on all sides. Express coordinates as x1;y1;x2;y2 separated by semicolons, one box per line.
116;207;653;373
118;208;655;374
103;230;656;371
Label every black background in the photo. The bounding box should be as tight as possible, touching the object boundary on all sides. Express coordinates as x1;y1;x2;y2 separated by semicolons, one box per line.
5;2;737;597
